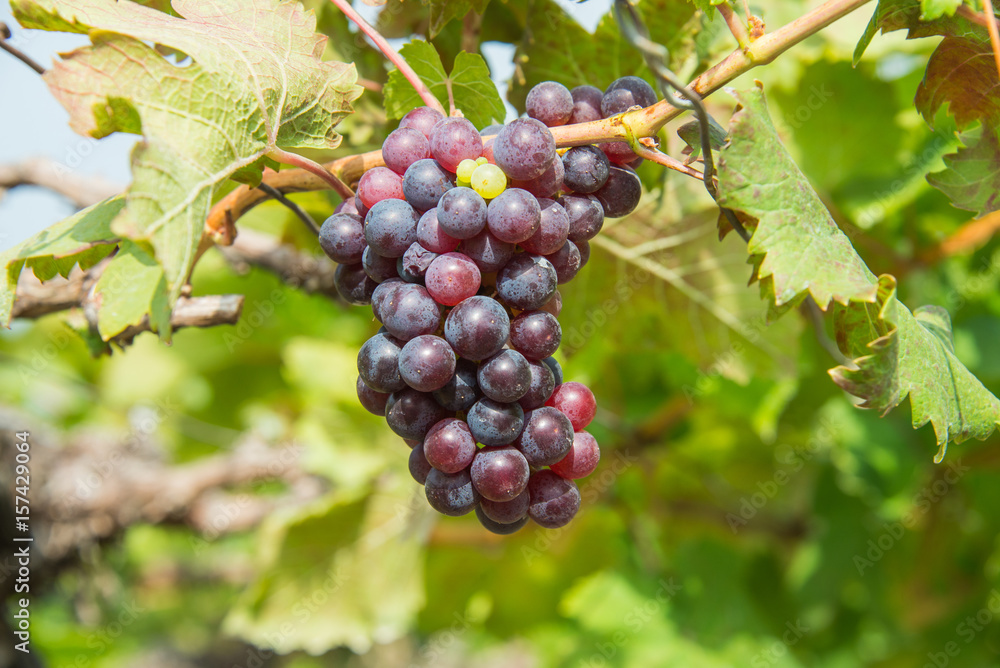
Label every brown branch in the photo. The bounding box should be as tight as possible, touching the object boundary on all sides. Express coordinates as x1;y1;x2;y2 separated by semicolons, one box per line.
11;260;244;346
0;157;122;209
218;228;340;298
718;2;751;50
0;22;46;75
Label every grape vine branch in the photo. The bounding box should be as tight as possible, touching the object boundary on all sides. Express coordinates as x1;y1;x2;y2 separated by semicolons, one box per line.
204;0;873;243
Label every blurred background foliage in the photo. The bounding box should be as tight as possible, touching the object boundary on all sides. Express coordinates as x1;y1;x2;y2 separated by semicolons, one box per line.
2;0;1000;666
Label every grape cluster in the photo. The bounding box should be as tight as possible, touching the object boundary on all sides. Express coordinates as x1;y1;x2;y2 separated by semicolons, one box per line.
320;77;651;534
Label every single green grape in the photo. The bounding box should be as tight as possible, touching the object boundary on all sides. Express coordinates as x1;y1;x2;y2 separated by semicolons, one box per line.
471;163;507;199
476;156;488;166
456;159;479;183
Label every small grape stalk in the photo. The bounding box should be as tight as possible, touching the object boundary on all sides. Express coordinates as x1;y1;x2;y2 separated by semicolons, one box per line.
317;78;647;534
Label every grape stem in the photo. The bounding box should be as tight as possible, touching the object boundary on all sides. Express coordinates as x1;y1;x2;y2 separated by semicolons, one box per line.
327;0;447;116
0;22;46;74
256;182;320;236
204;0;873;240
718;3;751;51
267;148;354;201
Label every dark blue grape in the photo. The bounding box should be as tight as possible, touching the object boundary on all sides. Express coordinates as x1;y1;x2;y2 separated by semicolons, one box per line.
443;295;510;361
438;187;488;240
496;254;558;311
399;334;456;392
385;388;452;440
402;158;455;211
319;212;366;264
479;489;529;524
334;263;377;305
475;505;529;534
527;469;581;528
545;240;582;284
494;118;556;181
356;376;390;416
357;332;406;393
380;283;442;341
601;76;657;117
397;242;438;283
514;406;573;467
518;359;556;411
460;229;514;274
432;359;480;411
466;398;524;447
478;349;531;403
425;468;479;516
509;310;561;360
594;165;642;218
542;356;563;385
562;194;604;242
363;247;400;283
471;446;530;502
562;145;610;194
364;199;419;258
409;443;433;484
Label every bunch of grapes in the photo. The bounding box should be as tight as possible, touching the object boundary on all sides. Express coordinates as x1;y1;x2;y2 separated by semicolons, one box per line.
318;77;652;534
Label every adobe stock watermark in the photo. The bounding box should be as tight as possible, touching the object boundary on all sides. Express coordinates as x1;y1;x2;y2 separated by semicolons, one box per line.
682;314;768;404
854;458;970;576
726;416;839;533
522;449;639;564
922;589;1000;668
223;288;287;351
561;268;652;355
579;578;683;668
749;618;811;667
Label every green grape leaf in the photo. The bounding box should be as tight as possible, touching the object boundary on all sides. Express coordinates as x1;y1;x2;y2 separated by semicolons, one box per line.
510;0;697;110
830;275;1000;462
920;0;963;20
853;0;982;64
425;0;490;37
718;85;1000;455
224;482;429;654
383;39;505;128
927;126;1000;217
0;196;122;327
12;0;362;337
686;0;724;17
916;36;999;130
716;86;878;309
93;241;171;340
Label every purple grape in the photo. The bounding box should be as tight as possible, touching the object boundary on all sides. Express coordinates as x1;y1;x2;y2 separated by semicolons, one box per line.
510;157;564;199
358;332;406;393
594;165;642;218
386;388;452;440
363;247;400;283
525;81;574;127
319;212;366;264
399;334;456;392
547;381;597;431
562;194;604;242
423;417;477;473
487;188;541;244
409;443;433;484
383;127;431;175
538;289;562;317
400;106;446;140
438;187;488;240
402;159;455;211
575;239;591;267
520;199;569;255
425;468;479;516
509;311;561;360
475;505;529;534
542;356;563;385
365;199;419;258
397;242;438;283
334;263;377;305
379;283;442;341
335;196;360;215
444;295;510;361
461;229;515;273
562;145;610;194
527;470;581;528
425;251;482;306
601;76;657;117
551;430;601;480
599;141;641;166
471;446;530;502
358;166;404;210
494;118;557;181
478;349;531;403
545;240;582;284
496;254;558;311
432;358;480;411
430;117;483;172
479;489;529;524
514;406;573;466
371;278;404;322
569;85;603;124
518;359;556;410
466;398;525;446
356;376;390;416
417;208;460;253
